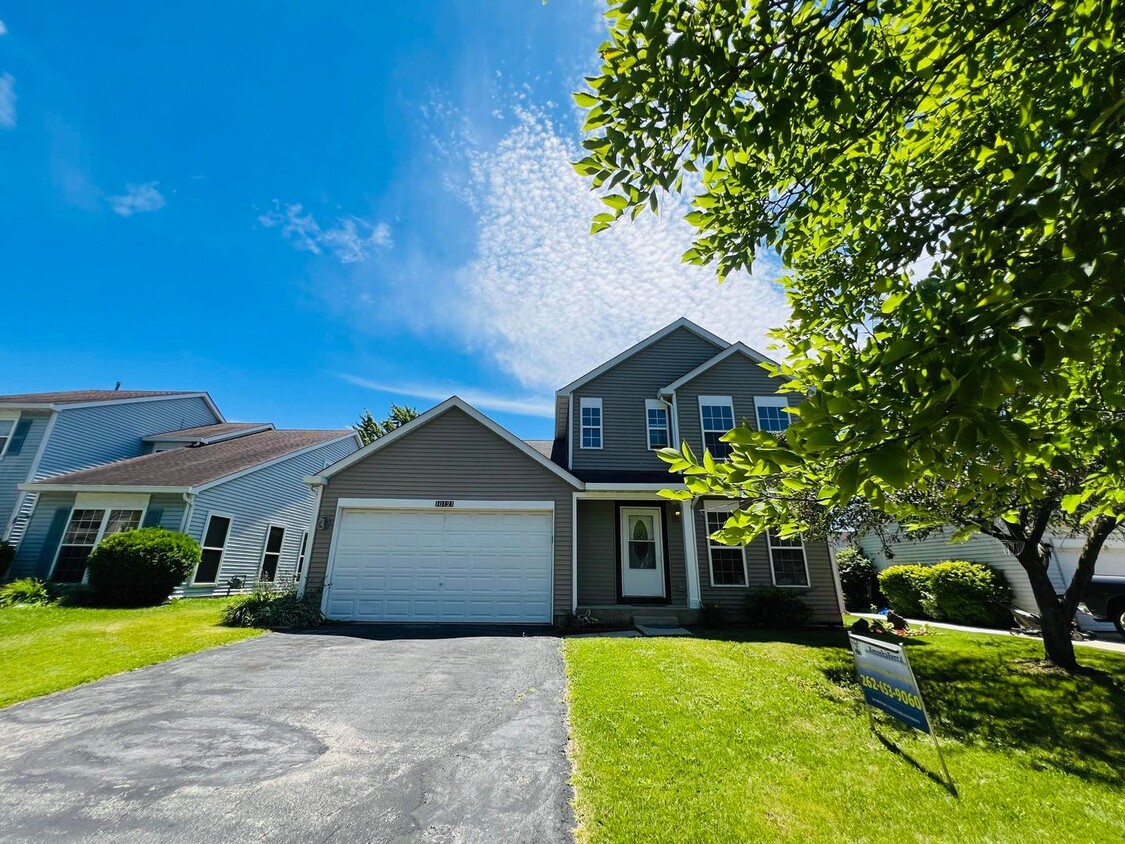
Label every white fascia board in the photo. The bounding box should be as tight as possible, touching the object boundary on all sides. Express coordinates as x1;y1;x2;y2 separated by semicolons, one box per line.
9;392;228;420
659;343;782;395
556;318;728;396
583;482;686;492
316;396;584;489
19;483;190;494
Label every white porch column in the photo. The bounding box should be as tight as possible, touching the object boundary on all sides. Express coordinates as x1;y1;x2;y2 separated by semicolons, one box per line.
682;499;701;608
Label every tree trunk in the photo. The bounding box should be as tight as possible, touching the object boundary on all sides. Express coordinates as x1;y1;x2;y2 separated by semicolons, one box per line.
1016;542;1079;671
1012;515;1118;673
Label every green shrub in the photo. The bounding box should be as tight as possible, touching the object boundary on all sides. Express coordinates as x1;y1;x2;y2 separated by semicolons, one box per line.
745;586;813;628
222;585;323;629
85;528;200;607
878;564;932;618
700;602;726;628
0;577;52;607
835;547;877;610
0;540;13;580
922;560;1013;627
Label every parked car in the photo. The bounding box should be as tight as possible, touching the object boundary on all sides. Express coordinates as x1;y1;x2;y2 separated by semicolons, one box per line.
1079;575;1125;635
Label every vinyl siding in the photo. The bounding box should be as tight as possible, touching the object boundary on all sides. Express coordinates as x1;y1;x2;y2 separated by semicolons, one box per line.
576;499;687;606
674;353;798;458
694;501;841;622
9;491;185;580
37;396;220;478
306;408;576;619
0;411;52;541
570;327;724;472
181;436;358;596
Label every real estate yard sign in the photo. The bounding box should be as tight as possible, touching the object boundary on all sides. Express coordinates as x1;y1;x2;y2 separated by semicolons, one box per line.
848;633;954;789
848;634;931;732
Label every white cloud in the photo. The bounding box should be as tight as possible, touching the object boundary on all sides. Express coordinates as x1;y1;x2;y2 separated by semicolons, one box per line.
429;107;791;391
259;201;392;263
338;373;554;418
0;74;15;129
0;20;7;36
108;181;165;217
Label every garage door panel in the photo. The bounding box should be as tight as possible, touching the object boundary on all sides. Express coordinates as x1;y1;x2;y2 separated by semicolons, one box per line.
325;507;553;623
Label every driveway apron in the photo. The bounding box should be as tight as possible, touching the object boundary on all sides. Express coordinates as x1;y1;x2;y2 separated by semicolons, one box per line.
0;627;573;843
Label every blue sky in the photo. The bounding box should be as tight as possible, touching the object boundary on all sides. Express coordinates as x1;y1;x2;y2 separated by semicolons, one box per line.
0;2;788;439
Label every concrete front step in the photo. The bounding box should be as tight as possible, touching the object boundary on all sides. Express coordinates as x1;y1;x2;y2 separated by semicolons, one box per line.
633;615;693;637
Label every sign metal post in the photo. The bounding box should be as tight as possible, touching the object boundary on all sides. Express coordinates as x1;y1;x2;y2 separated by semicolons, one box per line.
848;633;954;792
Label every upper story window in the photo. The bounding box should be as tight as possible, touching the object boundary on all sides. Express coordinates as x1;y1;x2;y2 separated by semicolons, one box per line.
0;418;14;456
645;399;670;450
698;396;735;459
580;398;603;449
768;531;810;587
754;396;791;433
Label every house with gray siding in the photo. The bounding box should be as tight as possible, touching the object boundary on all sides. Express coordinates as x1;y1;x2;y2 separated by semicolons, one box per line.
9;413;360;593
0;390;223;549
301;318;843;626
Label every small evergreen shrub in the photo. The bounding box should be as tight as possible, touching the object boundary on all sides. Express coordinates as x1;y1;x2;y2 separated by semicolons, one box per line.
0;540;14;580
0;577;52;607
745;586;813;628
85;528;200;607
921;560;1013;627
835;547;877;610
878;564;932;618
222;585;324;629
700;602;726;628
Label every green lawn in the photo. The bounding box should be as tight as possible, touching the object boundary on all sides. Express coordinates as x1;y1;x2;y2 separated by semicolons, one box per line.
565;626;1125;843
0;598;264;707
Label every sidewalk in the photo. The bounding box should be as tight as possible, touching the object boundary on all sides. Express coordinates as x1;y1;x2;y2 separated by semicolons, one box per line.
852;612;1125;655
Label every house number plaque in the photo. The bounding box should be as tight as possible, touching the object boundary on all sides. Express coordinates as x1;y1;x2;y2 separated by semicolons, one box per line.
434;500;455;508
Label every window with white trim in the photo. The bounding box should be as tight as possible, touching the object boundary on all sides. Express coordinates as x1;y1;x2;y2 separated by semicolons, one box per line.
645;399;669;450
295;530;309;581
52;507;144;583
580;398;602;449
754;396;791;433
698;396;735;459
0;412;18;456
768;531;810;587
195;514;232;584
259;524;285;581
705;509;747;586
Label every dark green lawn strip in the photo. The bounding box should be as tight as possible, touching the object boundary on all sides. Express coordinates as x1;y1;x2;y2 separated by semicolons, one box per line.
565;628;1125;843
0;599;263;707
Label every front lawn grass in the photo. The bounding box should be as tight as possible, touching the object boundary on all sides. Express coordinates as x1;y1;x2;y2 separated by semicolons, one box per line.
565;626;1125;843
0;598;264;707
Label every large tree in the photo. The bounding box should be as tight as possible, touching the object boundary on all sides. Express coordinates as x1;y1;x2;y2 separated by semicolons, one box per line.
576;1;1125;669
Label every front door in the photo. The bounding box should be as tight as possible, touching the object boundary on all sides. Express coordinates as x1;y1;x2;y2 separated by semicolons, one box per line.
620;507;665;598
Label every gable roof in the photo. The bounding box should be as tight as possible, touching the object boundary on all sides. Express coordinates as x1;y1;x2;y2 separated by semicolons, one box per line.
22;429;356;494
659;342;782;393
555;318;728;396
143;422;274;445
0;390;224;421
310;397;583;489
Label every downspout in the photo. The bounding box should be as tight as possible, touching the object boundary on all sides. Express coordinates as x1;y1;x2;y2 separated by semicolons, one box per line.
180;491;196;534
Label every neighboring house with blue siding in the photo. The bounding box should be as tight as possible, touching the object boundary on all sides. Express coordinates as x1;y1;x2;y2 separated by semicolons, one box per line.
0;390;223;548
12;422;360;593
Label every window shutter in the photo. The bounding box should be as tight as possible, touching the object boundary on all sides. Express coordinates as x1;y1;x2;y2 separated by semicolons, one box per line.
142;509;164;529
38;507;71;573
6;419;32;456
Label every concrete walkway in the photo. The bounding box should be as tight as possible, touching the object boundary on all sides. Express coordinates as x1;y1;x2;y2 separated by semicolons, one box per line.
853;612;1125;654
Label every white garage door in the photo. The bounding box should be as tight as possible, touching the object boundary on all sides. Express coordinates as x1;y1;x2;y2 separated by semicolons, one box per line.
324;506;554;623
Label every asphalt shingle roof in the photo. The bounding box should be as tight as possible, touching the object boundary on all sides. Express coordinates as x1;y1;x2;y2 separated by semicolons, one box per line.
0;390;199;405
33;429;354;489
144;422;273;443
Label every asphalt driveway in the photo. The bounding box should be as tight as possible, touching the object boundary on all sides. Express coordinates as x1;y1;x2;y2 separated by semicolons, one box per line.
0;626;572;843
